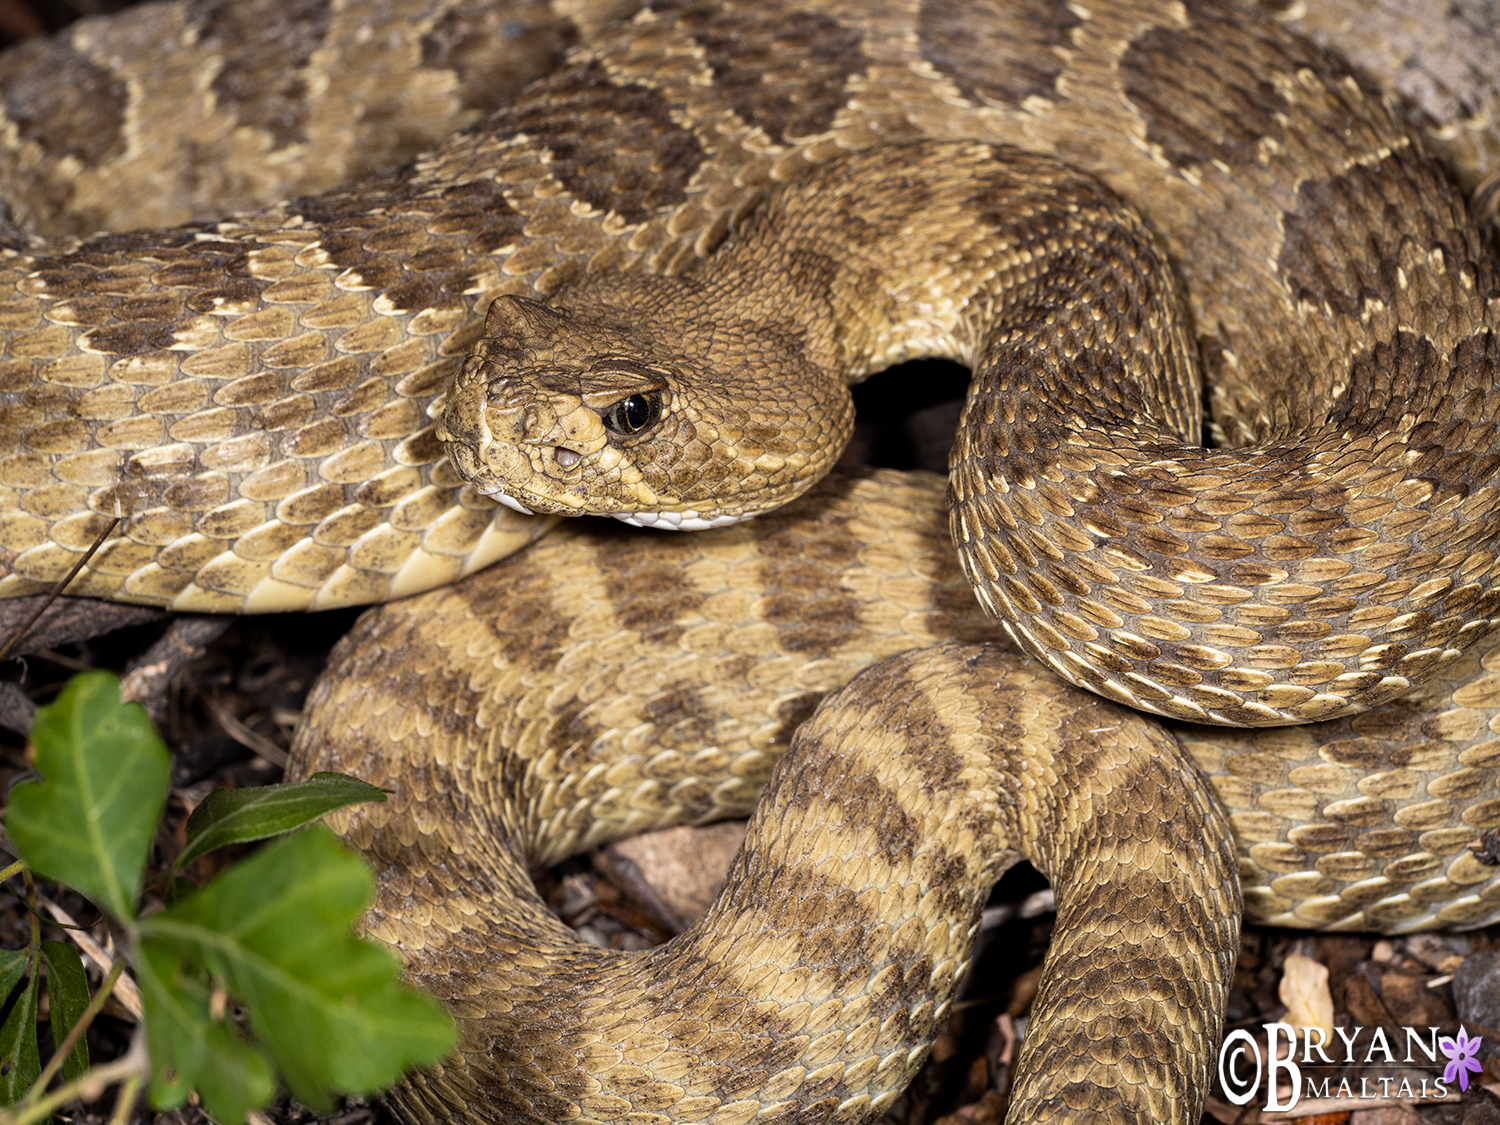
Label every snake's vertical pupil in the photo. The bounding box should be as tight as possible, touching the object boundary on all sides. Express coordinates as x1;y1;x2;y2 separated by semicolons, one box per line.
603;392;662;435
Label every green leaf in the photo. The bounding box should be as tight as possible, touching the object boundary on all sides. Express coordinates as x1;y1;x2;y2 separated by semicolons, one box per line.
0;949;39;1104
40;941;89;1081
139;826;454;1112
135;942;274;1122
6;673;170;921
178;773;389;868
0;951;28;1010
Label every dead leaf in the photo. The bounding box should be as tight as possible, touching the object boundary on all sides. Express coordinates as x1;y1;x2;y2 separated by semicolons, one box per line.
1280;952;1335;1043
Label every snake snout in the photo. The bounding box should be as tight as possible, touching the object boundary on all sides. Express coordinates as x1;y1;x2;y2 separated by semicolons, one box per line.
436;380;491;447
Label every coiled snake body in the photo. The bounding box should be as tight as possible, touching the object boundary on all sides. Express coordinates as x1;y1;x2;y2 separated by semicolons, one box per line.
0;0;1499;1121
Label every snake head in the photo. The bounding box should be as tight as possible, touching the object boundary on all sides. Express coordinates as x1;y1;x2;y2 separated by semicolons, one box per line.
439;290;853;529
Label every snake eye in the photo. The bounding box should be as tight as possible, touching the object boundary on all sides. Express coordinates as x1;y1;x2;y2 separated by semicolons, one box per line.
601;391;663;435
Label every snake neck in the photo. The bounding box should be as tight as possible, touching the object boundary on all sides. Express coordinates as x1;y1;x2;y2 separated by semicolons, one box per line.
438;141;1201;522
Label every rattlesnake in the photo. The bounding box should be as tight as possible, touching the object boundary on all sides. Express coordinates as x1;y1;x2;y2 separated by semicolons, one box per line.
1;0;1499;1121
436;126;1500;726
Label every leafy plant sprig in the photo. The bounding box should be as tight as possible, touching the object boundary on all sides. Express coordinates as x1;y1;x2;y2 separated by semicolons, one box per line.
0;672;455;1123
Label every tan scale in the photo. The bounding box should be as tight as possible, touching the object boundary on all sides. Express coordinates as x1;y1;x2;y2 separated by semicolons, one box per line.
439;37;1500;726
293;470;1499;1123
0;0;1491;622
0;0;1499;1122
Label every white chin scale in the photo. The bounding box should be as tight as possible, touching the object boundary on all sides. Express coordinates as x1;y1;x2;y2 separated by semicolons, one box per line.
614;509;755;530
478;481;751;529
491;493;536;516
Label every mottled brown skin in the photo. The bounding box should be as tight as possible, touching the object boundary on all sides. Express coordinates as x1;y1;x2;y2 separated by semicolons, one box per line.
439;143;1195;528
444;18;1500;727
0;0;640;242
293;469;1500;1123
1258;0;1500;201
3;1;1497;241
0;0;1495;624
0;1;1499;1123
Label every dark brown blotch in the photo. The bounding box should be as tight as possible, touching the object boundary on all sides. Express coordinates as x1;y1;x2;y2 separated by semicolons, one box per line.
1280;161;1428;320
597;543;706;634
380;277;441;314
639;686;716;749
420;0;578;114
1330;332;1443;430
538;699;603;761
198;0;334;151
765;691;821;750
1118;1;1327;171
80;323;151;356
458;556;574;672
0;38;127;167
918;0;1080;108
187;279;262;314
670;0;866;144
489;61;703;225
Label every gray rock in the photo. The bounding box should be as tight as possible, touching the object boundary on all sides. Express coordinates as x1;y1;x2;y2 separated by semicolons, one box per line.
1453;950;1500;1063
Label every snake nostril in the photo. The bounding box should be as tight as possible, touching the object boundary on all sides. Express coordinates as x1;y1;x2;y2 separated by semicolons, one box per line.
554;447;580;469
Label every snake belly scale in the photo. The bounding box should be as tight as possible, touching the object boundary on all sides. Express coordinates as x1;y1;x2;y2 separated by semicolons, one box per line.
0;0;1497;1122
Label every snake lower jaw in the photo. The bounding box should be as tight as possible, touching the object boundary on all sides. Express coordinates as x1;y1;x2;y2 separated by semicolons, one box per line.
486;490;537;516
613;508;764;530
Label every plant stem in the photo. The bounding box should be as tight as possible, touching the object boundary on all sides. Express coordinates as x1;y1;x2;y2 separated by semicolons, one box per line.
22;960;124;1104
0;859;27;885
0;1049;146;1125
20;870;38;947
0;515;121;663
34;894;143;1020
106;1069;142;1125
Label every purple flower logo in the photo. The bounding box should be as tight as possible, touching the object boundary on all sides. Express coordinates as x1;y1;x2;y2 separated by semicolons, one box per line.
1439;1026;1484;1092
